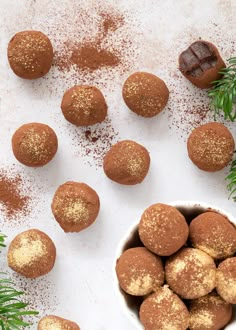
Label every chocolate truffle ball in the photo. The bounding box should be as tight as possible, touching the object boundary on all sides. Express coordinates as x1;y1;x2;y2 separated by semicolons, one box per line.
103;140;150;185
8;31;53;79
190;211;236;259
12;123;58;167
189;293;232;330
8;229;56;278
122;72;169;117
61;85;107;126
38;315;80;330
138;203;189;256
179;40;225;89
187;122;234;172
139;286;189;330
165;248;216;299
216;257;236;304
51;181;100;233
116;247;164;296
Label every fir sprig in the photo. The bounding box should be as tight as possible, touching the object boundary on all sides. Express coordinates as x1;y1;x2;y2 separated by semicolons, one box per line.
0;276;38;329
0;234;6;248
208;57;236;121
226;159;236;201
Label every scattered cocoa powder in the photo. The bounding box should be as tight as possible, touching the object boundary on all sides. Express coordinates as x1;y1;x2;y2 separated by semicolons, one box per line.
0;170;31;220
167;73;213;139
54;11;124;72
68;118;119;168
11;273;58;321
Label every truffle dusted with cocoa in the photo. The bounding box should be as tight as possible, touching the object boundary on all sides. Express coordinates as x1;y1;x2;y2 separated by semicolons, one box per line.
122;72;169;117
187;122;234;172
8;31;53;79
38;315;80;330
179;40;225;89
165;248;216;299
216;257;236;304
8;229;56;278
138;203;189;256
189;211;236;259
116;247;164;296
103;140;150;185
51;182;100;233
189;293;232;330
12;123;58;167
61;85;107;126
139;286;189;330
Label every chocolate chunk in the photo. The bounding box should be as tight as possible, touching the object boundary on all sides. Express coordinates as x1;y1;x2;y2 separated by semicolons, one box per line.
180;41;217;77
179;40;225;88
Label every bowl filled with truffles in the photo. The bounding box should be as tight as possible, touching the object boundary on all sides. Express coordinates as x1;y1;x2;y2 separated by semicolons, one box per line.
114;201;236;330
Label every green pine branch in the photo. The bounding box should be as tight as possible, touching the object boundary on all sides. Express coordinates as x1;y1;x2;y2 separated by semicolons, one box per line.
226;159;236;201
208;57;236;121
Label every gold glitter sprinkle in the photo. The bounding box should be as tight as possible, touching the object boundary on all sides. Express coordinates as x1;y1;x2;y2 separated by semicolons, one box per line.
39;317;78;330
188;124;234;170
216;268;236;302
140;286;189;330
54;196;89;224
40;318;63;330
8;32;51;73
70;88;94;117
9;233;46;269
166;248;216;299
127;274;153;295
190;310;213;329
20;128;49;161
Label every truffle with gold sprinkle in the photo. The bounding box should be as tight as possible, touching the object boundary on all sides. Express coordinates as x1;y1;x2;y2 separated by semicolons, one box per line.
8;30;53;79
103;140;150;185
51;181;100;233
8;229;56;278
38;315;80;330
12;122;58;167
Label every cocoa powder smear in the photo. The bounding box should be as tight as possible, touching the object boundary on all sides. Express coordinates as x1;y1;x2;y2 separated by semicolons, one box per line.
0;170;31;221
54;11;126;72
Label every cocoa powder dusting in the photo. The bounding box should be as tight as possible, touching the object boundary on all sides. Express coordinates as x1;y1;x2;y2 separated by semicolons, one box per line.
69;118;119;167
0;170;31;221
40;2;141;95
54;11;124;72
11;273;58;322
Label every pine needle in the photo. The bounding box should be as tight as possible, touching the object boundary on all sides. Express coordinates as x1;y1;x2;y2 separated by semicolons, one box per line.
226;159;236;201
0;234;6;248
208;57;236;121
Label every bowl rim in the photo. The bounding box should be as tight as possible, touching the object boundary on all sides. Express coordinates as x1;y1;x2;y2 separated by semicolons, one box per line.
113;200;236;330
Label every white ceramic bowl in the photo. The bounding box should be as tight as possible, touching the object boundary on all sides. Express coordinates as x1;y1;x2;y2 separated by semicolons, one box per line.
114;201;236;330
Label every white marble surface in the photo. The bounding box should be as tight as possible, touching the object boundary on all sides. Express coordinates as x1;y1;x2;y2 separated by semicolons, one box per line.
0;0;235;329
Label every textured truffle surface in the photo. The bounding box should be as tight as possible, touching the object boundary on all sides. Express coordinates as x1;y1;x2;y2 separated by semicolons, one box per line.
8;229;56;278
190;211;236;259
116;247;164;296
61;85;107;126
12;123;58;167
8;30;53;79
122;72;169;117
103;140;150;185
139;203;189;256
51;181;100;233
165;248;216;299
139;286;189;330
216;257;236;304
189;293;232;330
187;122;234;172
38;315;80;330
